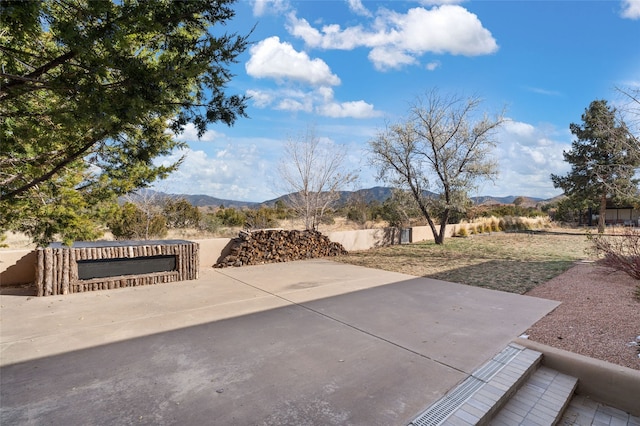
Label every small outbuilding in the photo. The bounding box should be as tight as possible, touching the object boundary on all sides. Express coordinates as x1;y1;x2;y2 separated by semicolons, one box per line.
604;203;639;226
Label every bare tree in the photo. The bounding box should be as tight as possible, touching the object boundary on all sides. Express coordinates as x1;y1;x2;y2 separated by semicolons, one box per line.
278;127;357;230
369;89;505;244
617;86;640;125
616;86;640;152
381;189;421;229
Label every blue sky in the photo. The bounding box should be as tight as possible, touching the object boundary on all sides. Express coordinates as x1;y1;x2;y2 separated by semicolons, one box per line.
154;0;640;202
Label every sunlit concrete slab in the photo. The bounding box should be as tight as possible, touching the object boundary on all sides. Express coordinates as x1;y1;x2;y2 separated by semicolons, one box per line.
301;276;560;374
0;269;283;364
217;259;415;296
1;259;559;425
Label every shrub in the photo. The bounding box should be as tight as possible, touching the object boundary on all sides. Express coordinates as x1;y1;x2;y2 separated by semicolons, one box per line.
245;207;278;229
108;202;167;240
215;207;246;227
318;214;335;225
457;227;468;237
590;231;640;280
490;219;500;232
163;198;201;229
199;213;223;233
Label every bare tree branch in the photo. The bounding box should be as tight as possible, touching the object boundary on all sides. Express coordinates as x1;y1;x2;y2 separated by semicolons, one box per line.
369;89;504;244
278;126;357;230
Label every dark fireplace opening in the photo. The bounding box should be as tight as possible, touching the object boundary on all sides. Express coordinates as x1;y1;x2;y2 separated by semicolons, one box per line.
77;255;177;280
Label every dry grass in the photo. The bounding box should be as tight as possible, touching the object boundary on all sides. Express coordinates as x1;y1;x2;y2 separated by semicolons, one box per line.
335;230;594;294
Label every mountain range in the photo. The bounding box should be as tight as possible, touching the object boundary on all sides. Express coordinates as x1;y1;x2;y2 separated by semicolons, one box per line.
141;187;553;209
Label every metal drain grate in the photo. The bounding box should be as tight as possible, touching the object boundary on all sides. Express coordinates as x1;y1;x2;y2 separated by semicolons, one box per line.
409;376;484;426
472;344;521;382
408;345;524;426
493;344;522;365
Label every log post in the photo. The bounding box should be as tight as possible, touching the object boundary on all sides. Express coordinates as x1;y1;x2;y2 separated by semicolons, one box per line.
62;248;70;295
36;249;44;297
44;248;53;296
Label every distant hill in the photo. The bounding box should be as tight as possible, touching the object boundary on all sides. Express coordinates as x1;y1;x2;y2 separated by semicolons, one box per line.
262;186;399;207
128;190;260;209
182;194;259;209
140;187;558;209
470;195;546;206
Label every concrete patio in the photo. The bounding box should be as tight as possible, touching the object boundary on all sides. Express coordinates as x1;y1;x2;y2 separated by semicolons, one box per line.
1;259;561;425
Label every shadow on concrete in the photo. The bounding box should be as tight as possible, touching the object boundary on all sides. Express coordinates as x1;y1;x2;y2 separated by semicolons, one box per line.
1;272;558;425
0;282;463;425
0;284;36;297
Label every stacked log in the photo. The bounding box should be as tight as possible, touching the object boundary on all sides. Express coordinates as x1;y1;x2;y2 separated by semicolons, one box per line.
214;229;348;268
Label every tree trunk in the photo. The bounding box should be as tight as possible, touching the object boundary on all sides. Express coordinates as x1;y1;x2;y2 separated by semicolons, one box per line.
431;218;444;244
598;193;607;233
436;209;450;245
415;198;440;244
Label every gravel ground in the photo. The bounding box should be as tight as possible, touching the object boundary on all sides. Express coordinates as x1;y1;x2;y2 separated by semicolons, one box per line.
525;262;640;370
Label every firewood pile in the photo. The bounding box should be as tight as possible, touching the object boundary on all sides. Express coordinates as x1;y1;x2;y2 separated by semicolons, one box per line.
214;229;348;268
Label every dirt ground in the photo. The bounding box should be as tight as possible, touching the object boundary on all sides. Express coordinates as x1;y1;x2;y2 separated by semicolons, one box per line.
525;262;640;370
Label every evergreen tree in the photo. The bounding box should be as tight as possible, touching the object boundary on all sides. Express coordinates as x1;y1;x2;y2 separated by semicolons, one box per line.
551;100;640;233
163;198;202;229
0;0;249;244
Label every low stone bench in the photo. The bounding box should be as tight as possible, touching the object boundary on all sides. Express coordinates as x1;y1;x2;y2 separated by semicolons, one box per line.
35;240;199;296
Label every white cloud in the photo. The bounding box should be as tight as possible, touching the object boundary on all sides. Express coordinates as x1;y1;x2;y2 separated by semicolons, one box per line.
286;15;365;50
503;120;535;138
621;0;640;19
317;100;382;118
286;5;498;70
276;97;312;112
246;89;274;108
521;146;547;165
385;7;498;55
426;61;441;71
487;120;572;198
246;86;381;119
419;0;466;4
251;0;290;17
153;146;278;201
346;0;372;17
245;36;341;86
172;123;222;143
369;47;417;71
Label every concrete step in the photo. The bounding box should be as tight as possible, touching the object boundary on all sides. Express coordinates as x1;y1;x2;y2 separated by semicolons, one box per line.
559;395;640;426
409;343;544;426
488;366;578;425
